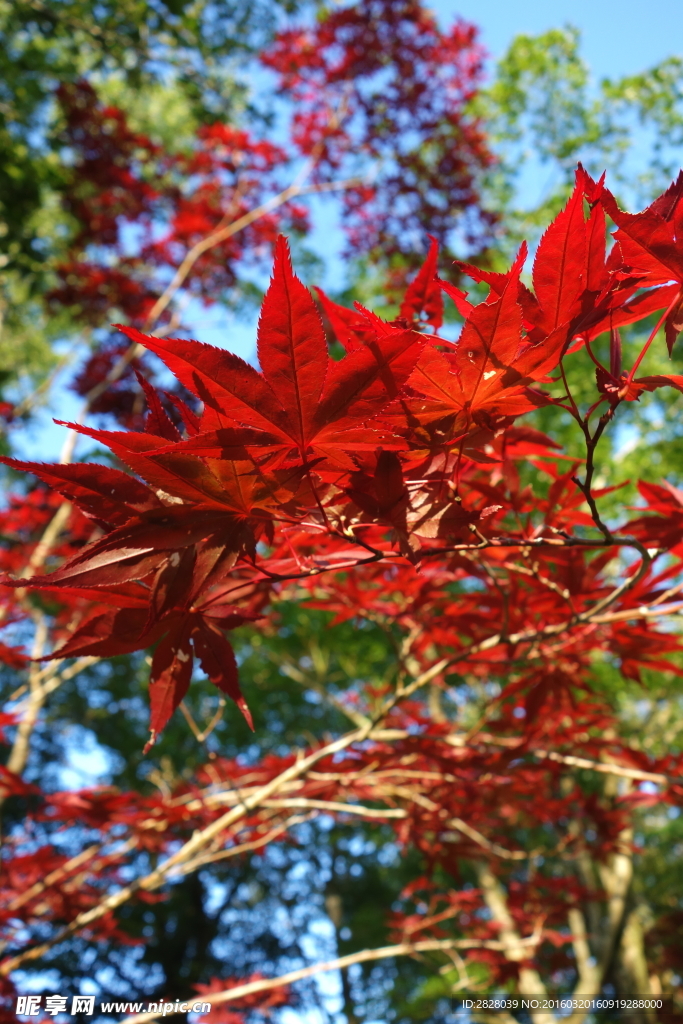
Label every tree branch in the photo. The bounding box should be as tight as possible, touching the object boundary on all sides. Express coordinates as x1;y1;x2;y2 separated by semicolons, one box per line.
475;863;554;1024
0;724;374;975
120;935;541;1024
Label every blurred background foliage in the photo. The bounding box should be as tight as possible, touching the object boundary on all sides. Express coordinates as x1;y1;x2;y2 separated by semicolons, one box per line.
0;0;299;393
3;1;683;1020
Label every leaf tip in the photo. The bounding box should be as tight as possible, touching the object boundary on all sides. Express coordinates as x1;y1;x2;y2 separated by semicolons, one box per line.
237;697;255;732
143;730;157;755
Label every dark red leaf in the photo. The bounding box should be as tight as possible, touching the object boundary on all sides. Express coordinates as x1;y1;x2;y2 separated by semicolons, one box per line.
193;623;253;730
0;456;162;526
147;625;194;748
134;371;182;441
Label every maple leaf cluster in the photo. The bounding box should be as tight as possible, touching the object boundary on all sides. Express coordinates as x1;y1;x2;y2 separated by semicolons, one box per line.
5;166;683;747
4;165;683;1006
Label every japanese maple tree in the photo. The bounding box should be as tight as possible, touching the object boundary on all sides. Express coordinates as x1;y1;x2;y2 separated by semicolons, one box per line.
4;0;683;1016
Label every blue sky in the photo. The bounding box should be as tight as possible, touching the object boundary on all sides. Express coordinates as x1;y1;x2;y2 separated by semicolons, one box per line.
433;0;683;78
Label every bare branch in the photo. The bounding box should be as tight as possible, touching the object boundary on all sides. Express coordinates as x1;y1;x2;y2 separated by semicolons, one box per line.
446;818;527;861
533;750;671;786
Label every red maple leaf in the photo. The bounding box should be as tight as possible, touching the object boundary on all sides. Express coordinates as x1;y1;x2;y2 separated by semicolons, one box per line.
117;237;424;471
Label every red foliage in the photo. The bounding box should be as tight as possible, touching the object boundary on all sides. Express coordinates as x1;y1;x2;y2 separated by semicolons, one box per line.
262;0;496;259
10;170;683;744
5;158;683;1004
48;82;308;343
44;2;498;439
50;1;496;339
